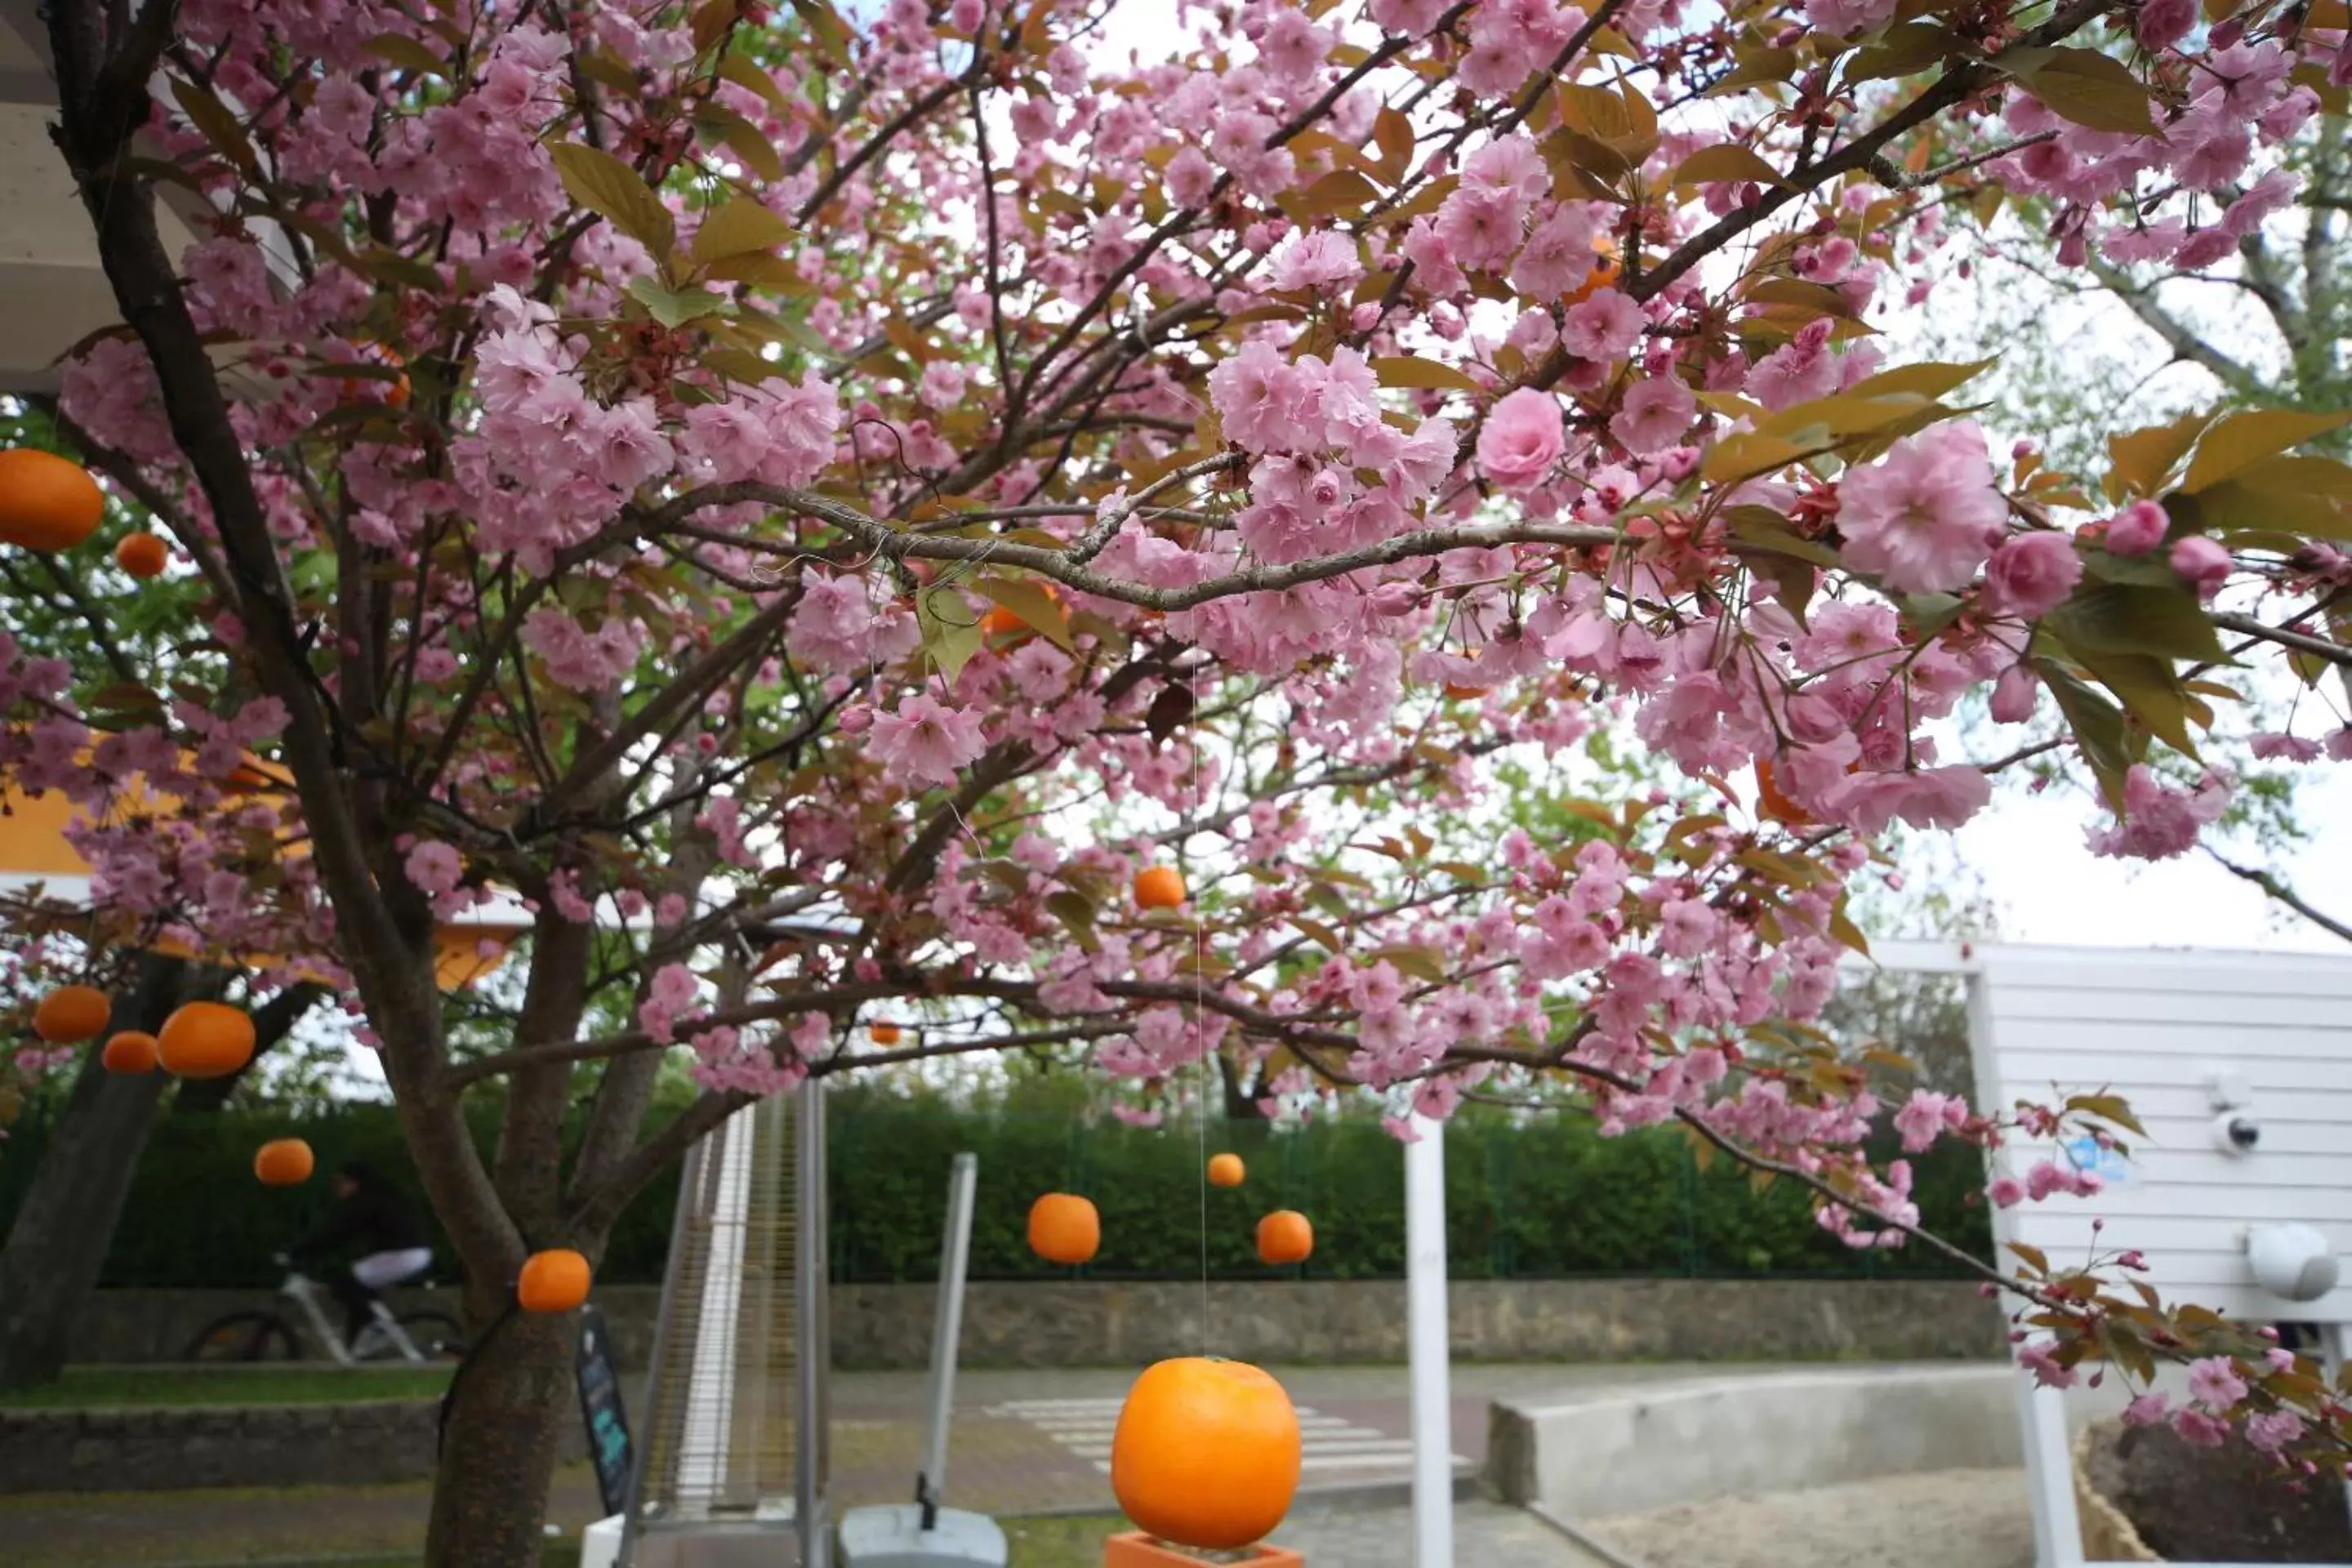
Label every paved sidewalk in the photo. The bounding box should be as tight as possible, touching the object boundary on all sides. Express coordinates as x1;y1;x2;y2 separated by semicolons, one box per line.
0;1361;1722;1564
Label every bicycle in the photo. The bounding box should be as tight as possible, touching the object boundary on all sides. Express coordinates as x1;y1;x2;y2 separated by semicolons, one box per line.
183;1258;464;1364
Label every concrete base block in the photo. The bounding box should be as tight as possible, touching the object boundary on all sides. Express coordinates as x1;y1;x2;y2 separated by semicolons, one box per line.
1490;1365;2020;1519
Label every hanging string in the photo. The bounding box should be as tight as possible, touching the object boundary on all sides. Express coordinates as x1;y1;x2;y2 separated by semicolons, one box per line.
1191;666;1209;1358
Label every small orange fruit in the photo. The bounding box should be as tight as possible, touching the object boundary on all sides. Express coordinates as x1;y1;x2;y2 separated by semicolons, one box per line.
1207;1152;1245;1187
1564;234;1623;306
518;1247;593;1312
1256;1209;1314;1266
114;532;169;577
1754;758;1812;827
100;1031;159;1074
1111;1356;1302;1549
253;1138;314;1186
1133;865;1186;911
33;986;111;1043
1027;1192;1101;1265
870;1022;902;1045
0;449;105;551
157;1000;257;1078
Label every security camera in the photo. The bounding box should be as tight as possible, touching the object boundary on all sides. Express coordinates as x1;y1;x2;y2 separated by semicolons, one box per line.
2247;1223;2341;1303
2210;1111;2260;1156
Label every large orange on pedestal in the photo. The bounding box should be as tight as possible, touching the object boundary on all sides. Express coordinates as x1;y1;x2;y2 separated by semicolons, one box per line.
1027;1192;1101;1265
1104;1535;1303;1566
1111;1356;1302;1550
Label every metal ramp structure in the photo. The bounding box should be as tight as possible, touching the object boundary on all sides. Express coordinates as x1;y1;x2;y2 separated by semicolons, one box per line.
607;1080;832;1567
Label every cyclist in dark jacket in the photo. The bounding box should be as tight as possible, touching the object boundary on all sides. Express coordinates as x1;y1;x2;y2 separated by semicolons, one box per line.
290;1160;431;1341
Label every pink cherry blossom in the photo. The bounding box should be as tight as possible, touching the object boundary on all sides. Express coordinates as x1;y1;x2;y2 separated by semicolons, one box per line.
868;693;989;788
1835;421;2008;593
1980;531;2083;619
2105;499;2169;555
1477;389;1565;491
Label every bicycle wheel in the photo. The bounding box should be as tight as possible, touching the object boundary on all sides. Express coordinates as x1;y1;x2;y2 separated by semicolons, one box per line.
184;1310;300;1362
361;1309;464;1361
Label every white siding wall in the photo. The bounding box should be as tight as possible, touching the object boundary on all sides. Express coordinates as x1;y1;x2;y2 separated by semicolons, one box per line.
1971;944;2352;1325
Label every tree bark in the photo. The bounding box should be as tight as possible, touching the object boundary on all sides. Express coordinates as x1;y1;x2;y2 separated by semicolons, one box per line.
0;958;182;1392
425;1301;577;1567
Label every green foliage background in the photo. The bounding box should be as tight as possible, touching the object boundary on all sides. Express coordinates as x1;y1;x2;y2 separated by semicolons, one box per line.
0;1077;1992;1288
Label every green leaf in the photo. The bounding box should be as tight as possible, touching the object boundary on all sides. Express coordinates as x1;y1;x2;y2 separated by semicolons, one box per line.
1847;22;1956;82
1291;916;1343;954
2047;583;2226;663
915;586;985;683
1726;508;1841;568
2106;409;2215;502
1283;169;1380;222
2189;470;2352;543
167;78;258;173
1840;358;1995;403
547;141;676;259
696;101;786;182
973;576;1075;652
2183;408;2352;492
1370;355;1486;394
1702;430;1816;486
692;196;795;264
626;277;732;327
1829;898;1870;956
718;53;791;113
1669;143;1784;187
1044;890;1100;954
2002;46;2158;135
2074;649;2199;757
2037;659;2132;810
1366;944;1447;983
364;33;448;75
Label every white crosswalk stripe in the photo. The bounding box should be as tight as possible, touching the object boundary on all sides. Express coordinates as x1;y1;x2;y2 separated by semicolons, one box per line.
982;1396;1467;1476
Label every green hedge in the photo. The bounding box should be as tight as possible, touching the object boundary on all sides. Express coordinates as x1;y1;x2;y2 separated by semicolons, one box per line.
0;1086;1993;1288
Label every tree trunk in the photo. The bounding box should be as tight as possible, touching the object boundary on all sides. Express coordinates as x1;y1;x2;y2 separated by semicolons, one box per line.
0;958;182;1392
425;1299;576;1566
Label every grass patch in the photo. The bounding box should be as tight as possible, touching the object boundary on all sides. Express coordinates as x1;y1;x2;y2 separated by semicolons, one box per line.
0;1365;452;1409
1004;1512;1130;1566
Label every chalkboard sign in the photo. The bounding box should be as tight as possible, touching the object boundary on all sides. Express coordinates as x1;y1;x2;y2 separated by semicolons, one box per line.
576;1303;634;1518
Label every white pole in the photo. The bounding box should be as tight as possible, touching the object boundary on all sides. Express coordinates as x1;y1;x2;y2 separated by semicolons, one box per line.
1405;1111;1452;1568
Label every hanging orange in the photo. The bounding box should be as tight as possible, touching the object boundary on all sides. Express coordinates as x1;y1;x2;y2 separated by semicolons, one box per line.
100;1030;159;1074
1564;234;1623;306
518;1247;592;1312
1027;1192;1100;1265
1256;1209;1313;1266
253;1138;314;1186
114;532;169;578
1207;1152;1245;1188
0;449;105;550
982;583;1058;637
33;986;111;1043
870;1022;902;1045
1753;758;1812;827
156;1001;257;1078
1111;1356;1302;1550
1133;866;1186;911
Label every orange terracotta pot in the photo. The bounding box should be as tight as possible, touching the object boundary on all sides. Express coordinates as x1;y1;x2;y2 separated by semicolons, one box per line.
1104;1535;1303;1567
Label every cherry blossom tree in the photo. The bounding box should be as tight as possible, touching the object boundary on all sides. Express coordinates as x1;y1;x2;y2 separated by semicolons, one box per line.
11;0;2352;1557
